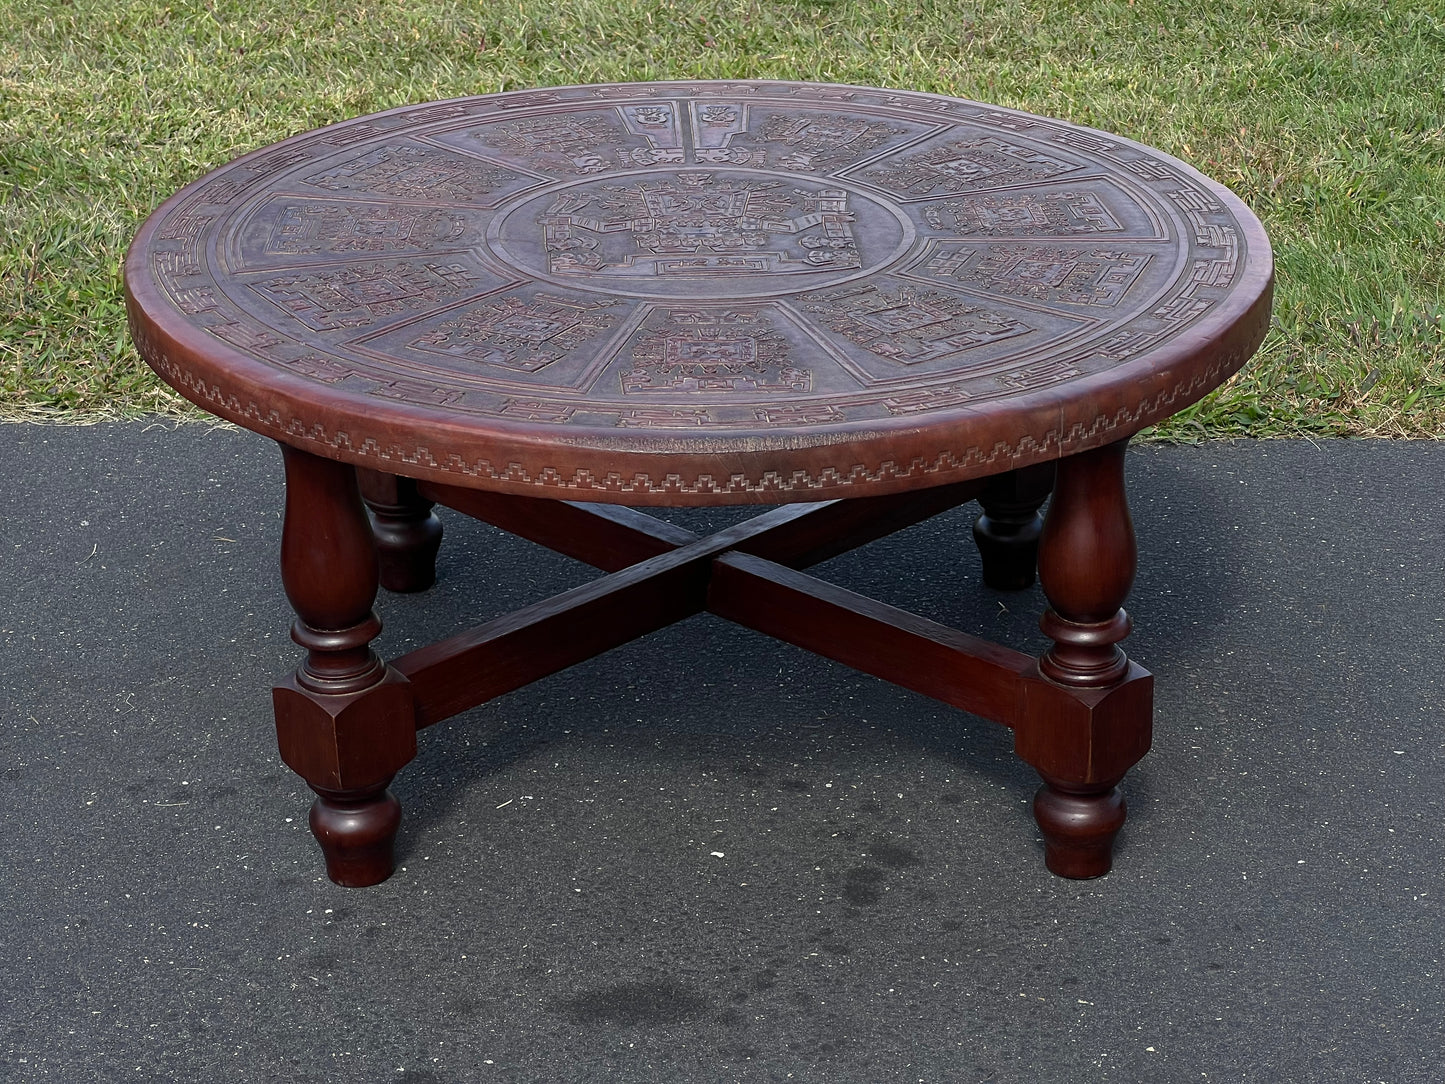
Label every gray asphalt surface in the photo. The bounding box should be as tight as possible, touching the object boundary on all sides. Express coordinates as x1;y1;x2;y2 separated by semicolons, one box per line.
2;424;1441;1083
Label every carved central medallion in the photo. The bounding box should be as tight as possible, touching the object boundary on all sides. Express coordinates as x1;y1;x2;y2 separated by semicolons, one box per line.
487;168;914;300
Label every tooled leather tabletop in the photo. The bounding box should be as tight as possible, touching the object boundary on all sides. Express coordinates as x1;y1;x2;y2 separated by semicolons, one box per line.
125;81;1272;504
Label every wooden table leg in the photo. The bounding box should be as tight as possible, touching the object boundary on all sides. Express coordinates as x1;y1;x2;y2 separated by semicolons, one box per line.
1015;439;1152;877
271;445;417;887
972;461;1055;590
357;469;444;593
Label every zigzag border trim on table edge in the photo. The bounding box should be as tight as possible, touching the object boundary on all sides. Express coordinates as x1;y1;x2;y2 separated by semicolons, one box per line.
145;342;1243;498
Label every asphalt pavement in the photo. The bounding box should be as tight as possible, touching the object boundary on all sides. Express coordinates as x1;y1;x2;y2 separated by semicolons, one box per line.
2;423;1441;1083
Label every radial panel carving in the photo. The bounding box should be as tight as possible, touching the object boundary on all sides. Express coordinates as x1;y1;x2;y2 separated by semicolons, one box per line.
129;81;1269;499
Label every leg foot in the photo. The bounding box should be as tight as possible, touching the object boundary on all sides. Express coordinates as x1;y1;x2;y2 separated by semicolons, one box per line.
1015;440;1148;878
1033;780;1126;878
310;784;402;887
358;469;443;593
972;463;1054;590
973;513;1042;590
275;444;417;887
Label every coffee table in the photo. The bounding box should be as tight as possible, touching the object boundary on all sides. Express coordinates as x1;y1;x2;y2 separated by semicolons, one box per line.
125;81;1272;886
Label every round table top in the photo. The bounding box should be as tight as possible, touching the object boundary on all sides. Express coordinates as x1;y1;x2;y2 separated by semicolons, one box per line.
126;80;1272;505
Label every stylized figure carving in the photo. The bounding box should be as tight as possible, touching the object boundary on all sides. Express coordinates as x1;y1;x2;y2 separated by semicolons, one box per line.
926;246;1151;307
126;83;1274;890
409;293;619;372
484;113;625;174
622;309;810;394
757;112;903;171
302;145;513;202
540;172;861;279
805;284;1030;364
251;261;475;330
265;203;466;256
922;191;1121;236
867;137;1079;195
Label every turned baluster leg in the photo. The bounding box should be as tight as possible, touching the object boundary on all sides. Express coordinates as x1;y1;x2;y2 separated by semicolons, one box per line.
972;461;1056;590
1016;439;1153;878
272;445;417;887
357;468;443;593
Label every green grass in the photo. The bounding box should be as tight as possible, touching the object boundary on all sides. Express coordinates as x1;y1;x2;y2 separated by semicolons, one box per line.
3;0;1443;436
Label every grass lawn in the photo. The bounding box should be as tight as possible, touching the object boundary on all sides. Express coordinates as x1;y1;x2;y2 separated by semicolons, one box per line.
2;0;1442;437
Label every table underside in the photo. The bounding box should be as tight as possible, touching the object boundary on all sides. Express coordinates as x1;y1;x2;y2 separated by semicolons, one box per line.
271;439;1152;886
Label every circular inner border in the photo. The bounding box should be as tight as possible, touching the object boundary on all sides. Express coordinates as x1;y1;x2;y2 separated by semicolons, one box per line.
485;166;917;300
125;81;1273;504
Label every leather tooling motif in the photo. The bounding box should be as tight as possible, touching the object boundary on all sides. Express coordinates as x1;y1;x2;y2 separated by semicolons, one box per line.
804;284;1031;364
540;172;861;279
865;137;1079;196
408;293;620;372
250;261;476;330
301;145;515;202
621;309;810;394
921;191;1121;236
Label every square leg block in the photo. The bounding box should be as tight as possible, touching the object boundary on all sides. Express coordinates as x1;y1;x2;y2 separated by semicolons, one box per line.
273;666;418;791
1014;661;1153;786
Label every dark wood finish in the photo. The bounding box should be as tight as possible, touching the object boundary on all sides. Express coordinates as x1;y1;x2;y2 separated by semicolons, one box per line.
418;476;988;574
1017;439;1151;877
357;469;444;593
124;81;1275;885
393;489;992;726
972;462;1055;590
727;479;989;570
416;484;697;572
1037;439;1137;688
707;553;1033;725
1031;785;1127;879
390;500;904;724
308;784;403;889
393;537;715;726
124;80;1274;506
272;445;416;886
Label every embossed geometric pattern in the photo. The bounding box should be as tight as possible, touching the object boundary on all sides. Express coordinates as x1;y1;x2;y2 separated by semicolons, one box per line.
248;260;476;330
920;189;1125;236
406;292;620;373
299;144;521;202
622;308;807;395
128;81;1272;502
